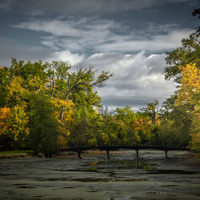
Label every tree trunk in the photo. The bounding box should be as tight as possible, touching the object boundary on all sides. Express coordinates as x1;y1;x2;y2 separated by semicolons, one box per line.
59;106;65;122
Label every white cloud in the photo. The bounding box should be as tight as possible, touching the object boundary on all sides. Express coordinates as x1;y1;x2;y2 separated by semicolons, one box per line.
13;18;193;55
13;18;119;52
52;50;85;66
98;29;193;52
13;20;79;36
13;18;117;37
69;51;176;111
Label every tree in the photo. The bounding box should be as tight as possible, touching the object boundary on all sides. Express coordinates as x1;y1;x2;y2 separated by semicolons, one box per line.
51;98;74;149
140;100;159;125
175;63;200;150
112;105;136;125
68;116;89;148
161;7;200;150
0;107;11;136
9;106;29;149
0;58;112;152
0;107;11;150
56;67;112;122
137;100;162;145
176;63;200;107
161;65;197;148
6;76;29;108
132;115;152;146
0;67;10;107
189;112;200;152
163;32;200;83
111;105;139;145
28;91;60;157
0;106;29;149
158;104;192;148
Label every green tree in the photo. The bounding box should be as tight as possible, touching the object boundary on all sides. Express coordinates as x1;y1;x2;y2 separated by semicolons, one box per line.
111;105;139;145
138;100;161;145
163;32;200;83
0;67;10;107
0;59;112;152
158;104;192;148
28;91;60;157
140;100;159;125
161;6;200;150
112;105;136;125
56;67;112;122
9;106;29;149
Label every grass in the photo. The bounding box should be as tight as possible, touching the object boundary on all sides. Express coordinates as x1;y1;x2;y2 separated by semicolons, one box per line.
0;150;33;155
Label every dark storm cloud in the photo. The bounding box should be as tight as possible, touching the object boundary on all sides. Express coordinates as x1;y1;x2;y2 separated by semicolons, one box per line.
101;95;149;108
0;0;196;111
0;0;192;15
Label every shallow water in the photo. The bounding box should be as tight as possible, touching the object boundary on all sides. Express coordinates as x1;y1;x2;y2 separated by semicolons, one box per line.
0;150;200;200
87;159;155;170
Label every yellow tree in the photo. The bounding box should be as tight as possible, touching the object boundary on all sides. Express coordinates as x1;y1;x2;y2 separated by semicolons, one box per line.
51;98;75;149
0;107;11;136
0;106;29;149
9;106;29;149
6;76;29;108
176;63;200;151
0;107;11;149
132;117;152;145
177;63;200;106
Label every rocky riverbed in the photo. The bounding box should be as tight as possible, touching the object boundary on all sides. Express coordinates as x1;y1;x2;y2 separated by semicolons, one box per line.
0;150;200;200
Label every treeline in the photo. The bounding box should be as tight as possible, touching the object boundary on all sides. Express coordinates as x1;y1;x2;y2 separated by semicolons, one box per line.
1;32;200;156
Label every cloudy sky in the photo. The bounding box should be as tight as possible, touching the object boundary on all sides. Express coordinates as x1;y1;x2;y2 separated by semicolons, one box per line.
0;0;198;111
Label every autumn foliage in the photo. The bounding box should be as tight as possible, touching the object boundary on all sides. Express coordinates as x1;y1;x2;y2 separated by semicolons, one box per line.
0;59;112;154
1;30;200;156
0;107;11;136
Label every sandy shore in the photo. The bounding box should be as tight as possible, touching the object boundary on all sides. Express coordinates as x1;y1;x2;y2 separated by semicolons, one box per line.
0;150;200;200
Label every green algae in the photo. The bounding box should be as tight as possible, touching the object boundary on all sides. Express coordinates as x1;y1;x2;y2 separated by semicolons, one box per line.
87;160;155;171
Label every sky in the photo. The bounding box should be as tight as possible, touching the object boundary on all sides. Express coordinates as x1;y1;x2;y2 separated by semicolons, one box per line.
0;0;199;112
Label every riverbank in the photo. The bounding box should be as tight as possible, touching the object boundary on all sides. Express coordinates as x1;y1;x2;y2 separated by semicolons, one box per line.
0;150;200;200
0;150;33;159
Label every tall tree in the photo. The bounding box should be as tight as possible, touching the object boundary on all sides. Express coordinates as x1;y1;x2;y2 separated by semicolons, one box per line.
28;91;60;157
161;36;199;149
175;63;200;150
0;59;112;152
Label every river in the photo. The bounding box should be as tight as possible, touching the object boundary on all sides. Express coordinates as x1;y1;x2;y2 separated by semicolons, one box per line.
0;150;200;200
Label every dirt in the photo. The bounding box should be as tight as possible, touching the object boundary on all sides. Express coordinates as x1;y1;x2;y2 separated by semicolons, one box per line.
0;150;200;200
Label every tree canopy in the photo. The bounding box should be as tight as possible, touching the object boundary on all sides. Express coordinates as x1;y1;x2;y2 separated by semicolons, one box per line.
1;6;200;154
